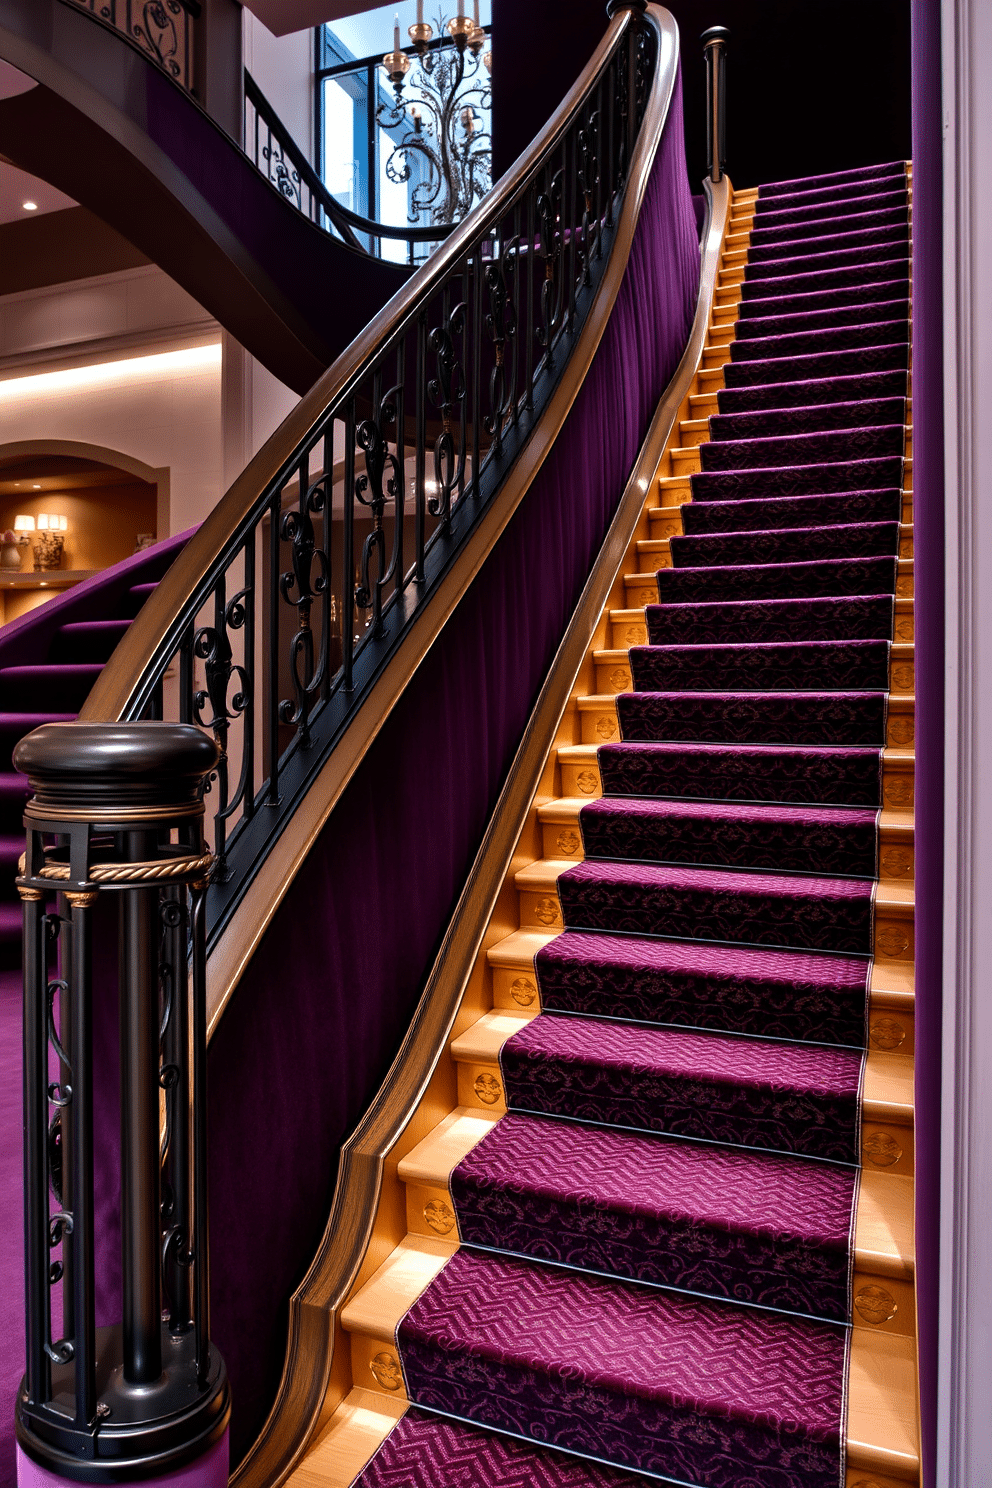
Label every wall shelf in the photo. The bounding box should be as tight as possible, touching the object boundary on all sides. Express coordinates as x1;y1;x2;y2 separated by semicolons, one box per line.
0;570;97;589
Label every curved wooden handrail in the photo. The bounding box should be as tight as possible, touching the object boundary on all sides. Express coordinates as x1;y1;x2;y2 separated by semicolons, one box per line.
80;6;641;737
229;12;704;1484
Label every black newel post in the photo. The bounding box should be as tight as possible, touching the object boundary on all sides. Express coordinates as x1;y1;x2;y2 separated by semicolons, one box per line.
14;722;230;1486
701;26;730;183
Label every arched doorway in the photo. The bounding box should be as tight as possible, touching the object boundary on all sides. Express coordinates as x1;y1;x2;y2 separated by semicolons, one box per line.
0;440;166;624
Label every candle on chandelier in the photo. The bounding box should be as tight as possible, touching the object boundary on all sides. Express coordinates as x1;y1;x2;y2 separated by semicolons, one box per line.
473;0;480;24
416;0;423;21
393;12;401;51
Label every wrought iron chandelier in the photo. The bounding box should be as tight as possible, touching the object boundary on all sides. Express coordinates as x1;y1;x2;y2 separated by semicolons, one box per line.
379;3;492;229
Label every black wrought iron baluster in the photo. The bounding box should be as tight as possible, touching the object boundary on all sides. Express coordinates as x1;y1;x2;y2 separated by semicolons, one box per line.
179;625;194;726
241;530;256;822
355;378;402;640
414;317;427;583
594;78;605;261
192;572;252;876
320;434;333;699
525;191;536;408
578;107;601;288
457;275;469;505
66;891;95;1426
22;887;51;1408
484;234;519;457
537;168;565;355
394;347;406;594
564;137;577;335
189;875;210;1386
343;403;357;688
279;467;330;746
606;54;617;230
159;892;191;1336
427;302;468;528
266;491;281;804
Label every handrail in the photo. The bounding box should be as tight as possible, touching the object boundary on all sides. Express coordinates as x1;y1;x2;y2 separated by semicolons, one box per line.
236;100;726;1488
81;3;668;979
244;70;455;255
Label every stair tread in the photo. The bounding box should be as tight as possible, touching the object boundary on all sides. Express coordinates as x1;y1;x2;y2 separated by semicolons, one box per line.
341;1235;454;1341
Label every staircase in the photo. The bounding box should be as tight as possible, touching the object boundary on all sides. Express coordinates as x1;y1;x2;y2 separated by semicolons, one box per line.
290;160;919;1488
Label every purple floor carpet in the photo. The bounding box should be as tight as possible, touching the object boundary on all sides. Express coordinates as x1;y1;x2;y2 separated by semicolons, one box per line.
366;161;909;1488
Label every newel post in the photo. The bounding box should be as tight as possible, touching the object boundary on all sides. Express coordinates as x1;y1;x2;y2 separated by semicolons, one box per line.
13;722;230;1488
701;26;730;183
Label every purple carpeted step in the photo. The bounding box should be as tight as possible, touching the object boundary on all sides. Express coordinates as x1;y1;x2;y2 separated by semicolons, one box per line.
452;1111;858;1319
352;1409;650;1488
669;521;900;569
118;582;157;619
655;555;897;604
398;1249;849;1488
617;690;887;747
758;160;905;198
536;928;871;1044
51;619;131;664
690;454;904;501
716;368;909;415
556;858;874;955
629;638;890;693
709;397;906;442
749;204;908;251
0;665;102;713
728;320;909;367
722;341;910;389
644;594;894;646
683;490;902;535
752;187;907;232
501;1013;863;1158
0;714;74;765
0;772;31;834
0;903;22;970
739;254;909;301
738;279;910;324
598;740;883;807
733;301;910;343
744;228;909;278
578;796;878;877
698;424;904;471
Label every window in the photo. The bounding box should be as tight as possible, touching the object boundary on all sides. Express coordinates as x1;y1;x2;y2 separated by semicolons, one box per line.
317;2;492;262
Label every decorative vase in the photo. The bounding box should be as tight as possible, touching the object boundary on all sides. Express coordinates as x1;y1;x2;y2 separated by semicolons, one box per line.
0;543;22;571
33;533;65;571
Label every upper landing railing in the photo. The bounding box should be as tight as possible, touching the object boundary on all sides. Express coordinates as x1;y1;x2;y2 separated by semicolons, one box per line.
58;0;457;259
79;3;675;960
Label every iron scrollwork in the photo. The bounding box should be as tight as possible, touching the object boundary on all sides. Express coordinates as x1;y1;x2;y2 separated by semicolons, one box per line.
428;304;468;524
63;0;195;90
484;238;519;455
193;583;252;874
577;112;601;288
279;477;331;747
537;170;566;351
355;387;403;638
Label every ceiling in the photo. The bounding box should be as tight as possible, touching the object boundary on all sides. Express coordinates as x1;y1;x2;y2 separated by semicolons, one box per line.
0;455;144;498
0;158;77;226
242;0;387;36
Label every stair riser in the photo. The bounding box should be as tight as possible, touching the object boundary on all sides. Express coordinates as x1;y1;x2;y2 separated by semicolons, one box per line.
539;818;915;882
610;600;915;649
594;657;915;697
635;530;914;576
577;697;916;751
559;757;916;811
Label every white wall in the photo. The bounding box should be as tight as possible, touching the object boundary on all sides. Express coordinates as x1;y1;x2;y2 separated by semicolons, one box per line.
0;264;300;536
244;11;315;164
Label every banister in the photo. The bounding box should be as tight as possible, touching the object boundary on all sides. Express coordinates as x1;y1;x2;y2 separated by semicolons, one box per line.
80;5;677;1014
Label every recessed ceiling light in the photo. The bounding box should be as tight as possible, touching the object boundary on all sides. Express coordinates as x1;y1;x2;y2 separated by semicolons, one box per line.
32;483;40;489
22;200;38;211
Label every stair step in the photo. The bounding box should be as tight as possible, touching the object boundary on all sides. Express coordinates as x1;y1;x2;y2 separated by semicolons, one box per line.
592;641;914;697
557;740;916;811
401;1107;915;1326
610;594;915;647
537;794;914;880
514;854;914;963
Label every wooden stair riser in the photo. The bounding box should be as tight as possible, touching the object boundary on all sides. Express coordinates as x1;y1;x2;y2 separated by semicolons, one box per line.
591;645;915;698
558;746;916;813
634;526;914;576
577;692;916;752
609;598;915;647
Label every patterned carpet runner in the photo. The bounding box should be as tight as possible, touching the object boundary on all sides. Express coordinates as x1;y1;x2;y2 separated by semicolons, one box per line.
352;160;910;1488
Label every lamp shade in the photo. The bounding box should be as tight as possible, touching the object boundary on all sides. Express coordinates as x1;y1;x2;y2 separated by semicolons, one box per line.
13;514;35;532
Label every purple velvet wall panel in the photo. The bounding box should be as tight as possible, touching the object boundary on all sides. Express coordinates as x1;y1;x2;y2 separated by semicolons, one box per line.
205;77;698;1465
910;2;943;1482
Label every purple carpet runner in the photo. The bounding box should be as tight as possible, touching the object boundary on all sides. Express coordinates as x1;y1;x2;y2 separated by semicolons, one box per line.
353;160;910;1488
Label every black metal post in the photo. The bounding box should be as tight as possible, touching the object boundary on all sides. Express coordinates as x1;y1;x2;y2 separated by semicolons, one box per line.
119;831;163;1386
14;721;229;1481
701;26;730;184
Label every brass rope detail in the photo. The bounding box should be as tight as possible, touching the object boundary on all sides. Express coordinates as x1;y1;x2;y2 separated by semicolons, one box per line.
24;853;213;886
16;885;43;902
65;891;100;908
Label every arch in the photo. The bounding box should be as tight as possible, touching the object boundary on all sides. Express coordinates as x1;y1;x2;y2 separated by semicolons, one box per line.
0;438;170;535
